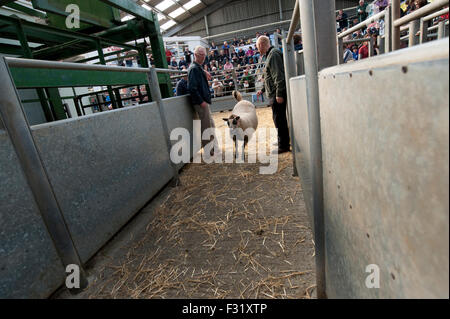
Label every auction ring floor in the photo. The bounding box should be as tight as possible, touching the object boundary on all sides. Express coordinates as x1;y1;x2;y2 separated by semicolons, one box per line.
55;107;316;299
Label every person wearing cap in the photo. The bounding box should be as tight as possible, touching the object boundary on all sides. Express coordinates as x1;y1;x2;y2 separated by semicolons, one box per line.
256;35;291;154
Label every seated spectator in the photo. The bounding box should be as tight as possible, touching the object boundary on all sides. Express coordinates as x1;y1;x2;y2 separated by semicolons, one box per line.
178;56;188;69
343;43;354;63
184;47;194;65
208;51;216;63
223;74;235;95
165;48;172;64
217;50;227;65
294;34;303;50
231;51;239;65
223;41;231;57
414;0;428;10
357;0;368;23
212;78;224;98
224;59;234;71
210;66;217;77
375;0;389;12
209;60;217;71
169;57;178;70
352;46;359;61
176;75;189;96
210;41;219;57
232;37;240;47
247;46;255;57
351;18;360;28
359;41;369;59
336;9;348;32
402;0;415;16
240;68;255;92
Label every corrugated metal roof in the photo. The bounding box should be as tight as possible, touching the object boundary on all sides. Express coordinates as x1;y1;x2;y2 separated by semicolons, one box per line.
133;0;220;32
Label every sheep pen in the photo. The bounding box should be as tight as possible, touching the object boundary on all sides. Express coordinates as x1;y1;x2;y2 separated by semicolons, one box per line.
55;107;316;300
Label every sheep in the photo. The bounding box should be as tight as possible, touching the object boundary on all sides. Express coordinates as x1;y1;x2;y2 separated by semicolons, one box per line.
223;91;259;159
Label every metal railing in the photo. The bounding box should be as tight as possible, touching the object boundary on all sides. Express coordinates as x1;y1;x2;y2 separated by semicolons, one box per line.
0;57;185;294
392;0;449;50
337;8;390;64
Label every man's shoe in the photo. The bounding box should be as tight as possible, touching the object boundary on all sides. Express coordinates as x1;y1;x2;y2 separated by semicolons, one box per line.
272;147;291;155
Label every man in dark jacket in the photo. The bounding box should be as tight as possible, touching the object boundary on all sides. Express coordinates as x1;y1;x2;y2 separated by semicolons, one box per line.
184;47;194;65
176;75;189;96
188;46;217;153
256;36;290;154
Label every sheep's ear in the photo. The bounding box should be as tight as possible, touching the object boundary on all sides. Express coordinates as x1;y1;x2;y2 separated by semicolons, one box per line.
223;118;229;122
235;116;240;121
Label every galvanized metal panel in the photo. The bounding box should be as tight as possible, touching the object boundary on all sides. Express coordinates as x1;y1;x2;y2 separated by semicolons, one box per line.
289;76;313;227
31;103;174;262
0;130;65;299
317;44;449;298
161;95;196;169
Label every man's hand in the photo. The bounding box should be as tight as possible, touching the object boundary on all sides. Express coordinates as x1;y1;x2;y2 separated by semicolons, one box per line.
276;97;284;104
257;90;263;97
204;70;212;81
200;101;208;108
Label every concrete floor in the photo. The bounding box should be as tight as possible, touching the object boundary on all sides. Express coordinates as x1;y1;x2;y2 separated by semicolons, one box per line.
56;107;316;299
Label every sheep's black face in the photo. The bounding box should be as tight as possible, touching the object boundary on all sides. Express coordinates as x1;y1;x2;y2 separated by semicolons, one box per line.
223;116;240;129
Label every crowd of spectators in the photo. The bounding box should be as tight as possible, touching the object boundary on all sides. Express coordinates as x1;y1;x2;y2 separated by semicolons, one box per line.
338;0;447;64
171;29;295;98
171;0;448;94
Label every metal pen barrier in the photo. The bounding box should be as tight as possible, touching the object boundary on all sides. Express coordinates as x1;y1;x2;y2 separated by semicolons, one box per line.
0;57;185;293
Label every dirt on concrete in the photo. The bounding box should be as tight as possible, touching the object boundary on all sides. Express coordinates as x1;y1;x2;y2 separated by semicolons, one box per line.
56;107;316;299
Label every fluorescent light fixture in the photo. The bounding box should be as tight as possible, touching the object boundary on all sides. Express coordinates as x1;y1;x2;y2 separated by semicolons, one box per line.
157;13;166;21
183;0;201;10
155;0;173;12
160;20;177;30
141;4;152;11
169;7;186;18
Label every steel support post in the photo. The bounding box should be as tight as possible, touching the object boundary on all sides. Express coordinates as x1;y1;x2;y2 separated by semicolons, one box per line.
385;6;392;52
15;20;55;122
299;0;337;299
0;58;88;293
437;20;445;39
392;0;401;51
96;40;117;109
147;68;179;186
147;15;172;98
369;37;375;57
337;37;344;64
409;20;420;47
282;38;298;177
295;51;305;76
419;18;428;44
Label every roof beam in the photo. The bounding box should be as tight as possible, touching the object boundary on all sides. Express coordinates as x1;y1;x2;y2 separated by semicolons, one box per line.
165;0;236;37
98;0;154;22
